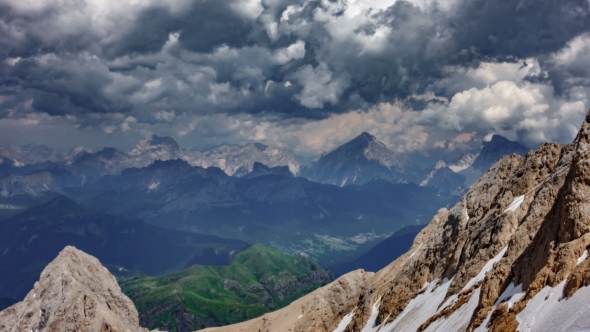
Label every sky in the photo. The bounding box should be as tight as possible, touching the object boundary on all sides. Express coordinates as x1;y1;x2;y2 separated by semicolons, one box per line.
1;0;590;156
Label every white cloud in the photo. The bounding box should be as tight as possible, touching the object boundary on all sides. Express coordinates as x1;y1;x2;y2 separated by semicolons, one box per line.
274;40;306;64
230;0;263;19
154;110;176;121
416;60;590;147
292;63;350;109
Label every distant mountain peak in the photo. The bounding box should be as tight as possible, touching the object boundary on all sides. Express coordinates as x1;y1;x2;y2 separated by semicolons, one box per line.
489;134;511;143
471;135;528;172
186;142;301;176
305;132;418;186
147;135;180;150
355;132;376;142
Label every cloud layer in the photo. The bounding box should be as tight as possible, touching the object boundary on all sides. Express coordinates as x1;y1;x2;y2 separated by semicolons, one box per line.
1;0;590;155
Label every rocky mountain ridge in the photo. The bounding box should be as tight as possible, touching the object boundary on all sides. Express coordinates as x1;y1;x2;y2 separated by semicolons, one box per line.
0;133;527;195
203;111;590;332
302;132;420;186
183;143;301;176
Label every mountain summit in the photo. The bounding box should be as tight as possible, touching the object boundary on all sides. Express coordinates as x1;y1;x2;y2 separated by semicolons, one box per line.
129;135;181;161
471;134;528;172
0;246;147;332
303;132;419;186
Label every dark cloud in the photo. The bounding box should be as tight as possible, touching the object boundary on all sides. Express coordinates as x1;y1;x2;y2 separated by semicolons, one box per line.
0;0;590;152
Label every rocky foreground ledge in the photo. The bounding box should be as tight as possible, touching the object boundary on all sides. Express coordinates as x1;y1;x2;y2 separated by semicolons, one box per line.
0;246;147;332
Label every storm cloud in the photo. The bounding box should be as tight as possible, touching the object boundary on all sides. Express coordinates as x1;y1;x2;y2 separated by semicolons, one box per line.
1;0;590;155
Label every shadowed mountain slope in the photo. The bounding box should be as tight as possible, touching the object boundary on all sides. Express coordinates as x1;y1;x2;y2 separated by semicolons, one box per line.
0;196;249;300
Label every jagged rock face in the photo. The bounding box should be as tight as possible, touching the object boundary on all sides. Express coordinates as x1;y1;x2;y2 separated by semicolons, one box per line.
303;132;420;186
333;112;589;332
128;135;181;165
206;111;590;332
448;153;479;173
242;162;293;179
471;135;528;173
420;160;466;195
183;143;301;176
0;246;147;332
0;171;56;197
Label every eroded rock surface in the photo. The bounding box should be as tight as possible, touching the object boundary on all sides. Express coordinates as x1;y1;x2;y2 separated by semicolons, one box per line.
0;246;147;332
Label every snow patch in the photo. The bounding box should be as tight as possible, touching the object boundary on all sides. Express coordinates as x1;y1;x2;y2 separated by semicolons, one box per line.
495;282;524;309
409;244;424;259
423;288;481;332
340;177;348;187
516;281;590;331
361;299;382;332
377;279;453;332
475;280;526;331
462;246;507;292
333;307;356;332
440;246;508;313
577;250;588;265
504;195;525;213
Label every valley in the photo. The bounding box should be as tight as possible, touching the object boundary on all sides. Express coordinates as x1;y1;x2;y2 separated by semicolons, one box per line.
120;244;333;331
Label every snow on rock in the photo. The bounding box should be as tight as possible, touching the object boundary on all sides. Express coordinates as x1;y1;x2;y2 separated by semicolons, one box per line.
332;308;356;332
377;279;453;332
517;281;590;332
409;244;424;259
423;288;481;332
436;247;510;328
474;282;525;332
361;299;383;332
504;195;525;213
148;181;160;191
495;282;524;309
577;250;588;265
462;246;508;292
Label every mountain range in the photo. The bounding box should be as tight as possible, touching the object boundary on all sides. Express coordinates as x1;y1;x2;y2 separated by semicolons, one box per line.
0;196;249;300
0;132;528;193
201;110;590;332
75;158;458;266
4;113;589;331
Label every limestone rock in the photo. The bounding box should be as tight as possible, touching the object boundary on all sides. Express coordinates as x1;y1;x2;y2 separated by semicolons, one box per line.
0;246;147;332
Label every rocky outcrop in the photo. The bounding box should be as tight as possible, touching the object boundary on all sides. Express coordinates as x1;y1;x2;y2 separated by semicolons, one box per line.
0;246;147;332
